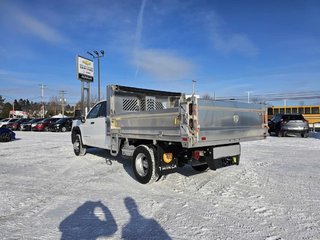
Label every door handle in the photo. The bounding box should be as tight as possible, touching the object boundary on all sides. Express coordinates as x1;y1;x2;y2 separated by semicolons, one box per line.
90;122;95;124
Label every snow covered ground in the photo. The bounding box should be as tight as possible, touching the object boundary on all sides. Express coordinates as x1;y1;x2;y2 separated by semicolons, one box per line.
0;131;320;239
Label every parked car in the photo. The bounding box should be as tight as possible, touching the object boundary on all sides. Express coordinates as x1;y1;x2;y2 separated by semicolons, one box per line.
0;128;16;142
7;118;32;131
268;114;309;137
0;118;10;127
0;118;18;128
20;118;43;131
32;118;60;131
48;117;73;132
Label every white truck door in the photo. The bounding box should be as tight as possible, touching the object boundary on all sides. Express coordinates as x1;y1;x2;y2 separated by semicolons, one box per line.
93;101;110;149
81;101;109;149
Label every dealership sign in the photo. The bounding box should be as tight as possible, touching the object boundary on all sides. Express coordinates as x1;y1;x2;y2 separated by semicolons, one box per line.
77;55;94;81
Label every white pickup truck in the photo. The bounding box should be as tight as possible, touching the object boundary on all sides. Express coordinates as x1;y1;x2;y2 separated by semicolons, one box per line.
72;85;267;184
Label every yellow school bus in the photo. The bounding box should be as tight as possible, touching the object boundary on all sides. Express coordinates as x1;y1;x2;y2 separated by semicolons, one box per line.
267;105;320;126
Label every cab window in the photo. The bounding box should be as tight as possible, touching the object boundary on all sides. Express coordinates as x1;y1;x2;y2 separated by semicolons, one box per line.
98;101;107;117
87;103;103;119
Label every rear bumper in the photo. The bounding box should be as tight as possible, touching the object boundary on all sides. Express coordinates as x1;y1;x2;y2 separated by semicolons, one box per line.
282;126;309;132
205;144;241;170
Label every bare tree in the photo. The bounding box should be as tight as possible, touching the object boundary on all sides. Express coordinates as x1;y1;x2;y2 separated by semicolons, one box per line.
90;94;99;107
47;96;60;115
202;94;214;100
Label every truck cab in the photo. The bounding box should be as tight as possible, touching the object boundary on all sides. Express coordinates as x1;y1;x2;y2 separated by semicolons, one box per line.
72;100;109;152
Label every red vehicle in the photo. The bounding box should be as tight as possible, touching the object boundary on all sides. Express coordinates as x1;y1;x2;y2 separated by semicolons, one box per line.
7;118;32;131
32;118;60;131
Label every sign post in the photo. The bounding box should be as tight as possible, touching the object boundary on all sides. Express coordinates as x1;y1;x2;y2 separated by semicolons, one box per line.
76;55;94;115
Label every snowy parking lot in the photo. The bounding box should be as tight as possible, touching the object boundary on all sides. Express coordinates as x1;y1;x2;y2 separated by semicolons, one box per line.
0;131;320;239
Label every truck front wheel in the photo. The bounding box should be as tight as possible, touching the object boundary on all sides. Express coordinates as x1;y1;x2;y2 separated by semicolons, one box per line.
132;145;159;184
73;134;86;156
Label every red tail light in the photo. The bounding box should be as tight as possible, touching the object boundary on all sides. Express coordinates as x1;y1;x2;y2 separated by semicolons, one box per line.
192;150;204;160
192;151;201;160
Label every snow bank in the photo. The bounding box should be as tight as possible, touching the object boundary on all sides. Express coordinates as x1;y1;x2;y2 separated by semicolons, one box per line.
0;132;319;239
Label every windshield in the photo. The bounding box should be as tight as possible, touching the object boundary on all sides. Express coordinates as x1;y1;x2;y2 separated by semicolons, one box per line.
55;118;69;124
28;118;40;123
283;115;305;121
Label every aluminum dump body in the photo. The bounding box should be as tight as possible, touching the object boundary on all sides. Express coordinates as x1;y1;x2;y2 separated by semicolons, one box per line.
108;85;266;148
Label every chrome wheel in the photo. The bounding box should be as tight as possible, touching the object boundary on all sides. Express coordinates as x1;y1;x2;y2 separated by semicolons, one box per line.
73;139;80;152
73;134;86;156
135;153;149;177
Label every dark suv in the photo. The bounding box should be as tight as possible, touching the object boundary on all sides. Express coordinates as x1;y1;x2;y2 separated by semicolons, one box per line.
268;114;309;137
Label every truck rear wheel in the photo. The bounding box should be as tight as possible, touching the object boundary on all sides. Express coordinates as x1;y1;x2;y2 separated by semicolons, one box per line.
132;145;159;184
73;134;86;156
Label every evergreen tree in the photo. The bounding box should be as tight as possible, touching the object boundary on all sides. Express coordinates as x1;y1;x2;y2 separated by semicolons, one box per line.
1;102;12;118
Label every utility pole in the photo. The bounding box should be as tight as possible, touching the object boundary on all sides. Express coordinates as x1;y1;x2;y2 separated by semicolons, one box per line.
247;91;252;103
12;100;15;118
87;50;104;101
39;84;47;118
59;90;67;117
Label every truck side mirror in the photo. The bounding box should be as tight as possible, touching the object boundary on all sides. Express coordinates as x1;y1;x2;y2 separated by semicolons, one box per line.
81;116;86;123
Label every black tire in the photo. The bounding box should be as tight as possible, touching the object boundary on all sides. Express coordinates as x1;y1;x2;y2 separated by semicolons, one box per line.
0;133;11;142
301;132;309;138
192;164;208;172
73;134;86;156
61;126;67;132
277;131;283;137
132;145;159;184
44;126;49;132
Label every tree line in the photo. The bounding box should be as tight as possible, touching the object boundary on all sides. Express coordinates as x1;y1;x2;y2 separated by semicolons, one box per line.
0;95;79;118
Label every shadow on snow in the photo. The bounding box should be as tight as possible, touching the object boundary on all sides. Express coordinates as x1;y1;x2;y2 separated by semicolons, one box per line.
59;197;171;240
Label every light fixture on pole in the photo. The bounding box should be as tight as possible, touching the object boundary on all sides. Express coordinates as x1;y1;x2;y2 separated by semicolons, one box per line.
87;50;104;101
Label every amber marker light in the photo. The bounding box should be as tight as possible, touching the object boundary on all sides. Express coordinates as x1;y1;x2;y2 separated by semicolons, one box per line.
163;153;173;163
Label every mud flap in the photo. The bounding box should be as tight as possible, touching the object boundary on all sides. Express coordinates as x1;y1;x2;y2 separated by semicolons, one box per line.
205;156;222;170
156;144;178;175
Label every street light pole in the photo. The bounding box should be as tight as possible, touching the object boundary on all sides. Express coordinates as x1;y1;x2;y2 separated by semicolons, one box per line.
87;50;104;102
97;55;101;101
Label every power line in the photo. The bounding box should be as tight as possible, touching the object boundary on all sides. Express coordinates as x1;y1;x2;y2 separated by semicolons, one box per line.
215;90;320;102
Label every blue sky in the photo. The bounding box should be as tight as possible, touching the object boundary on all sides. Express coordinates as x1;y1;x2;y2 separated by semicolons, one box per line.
1;0;320;106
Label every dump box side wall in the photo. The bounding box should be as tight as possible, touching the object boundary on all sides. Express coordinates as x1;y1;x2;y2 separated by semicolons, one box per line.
112;108;181;140
108;85;182;142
